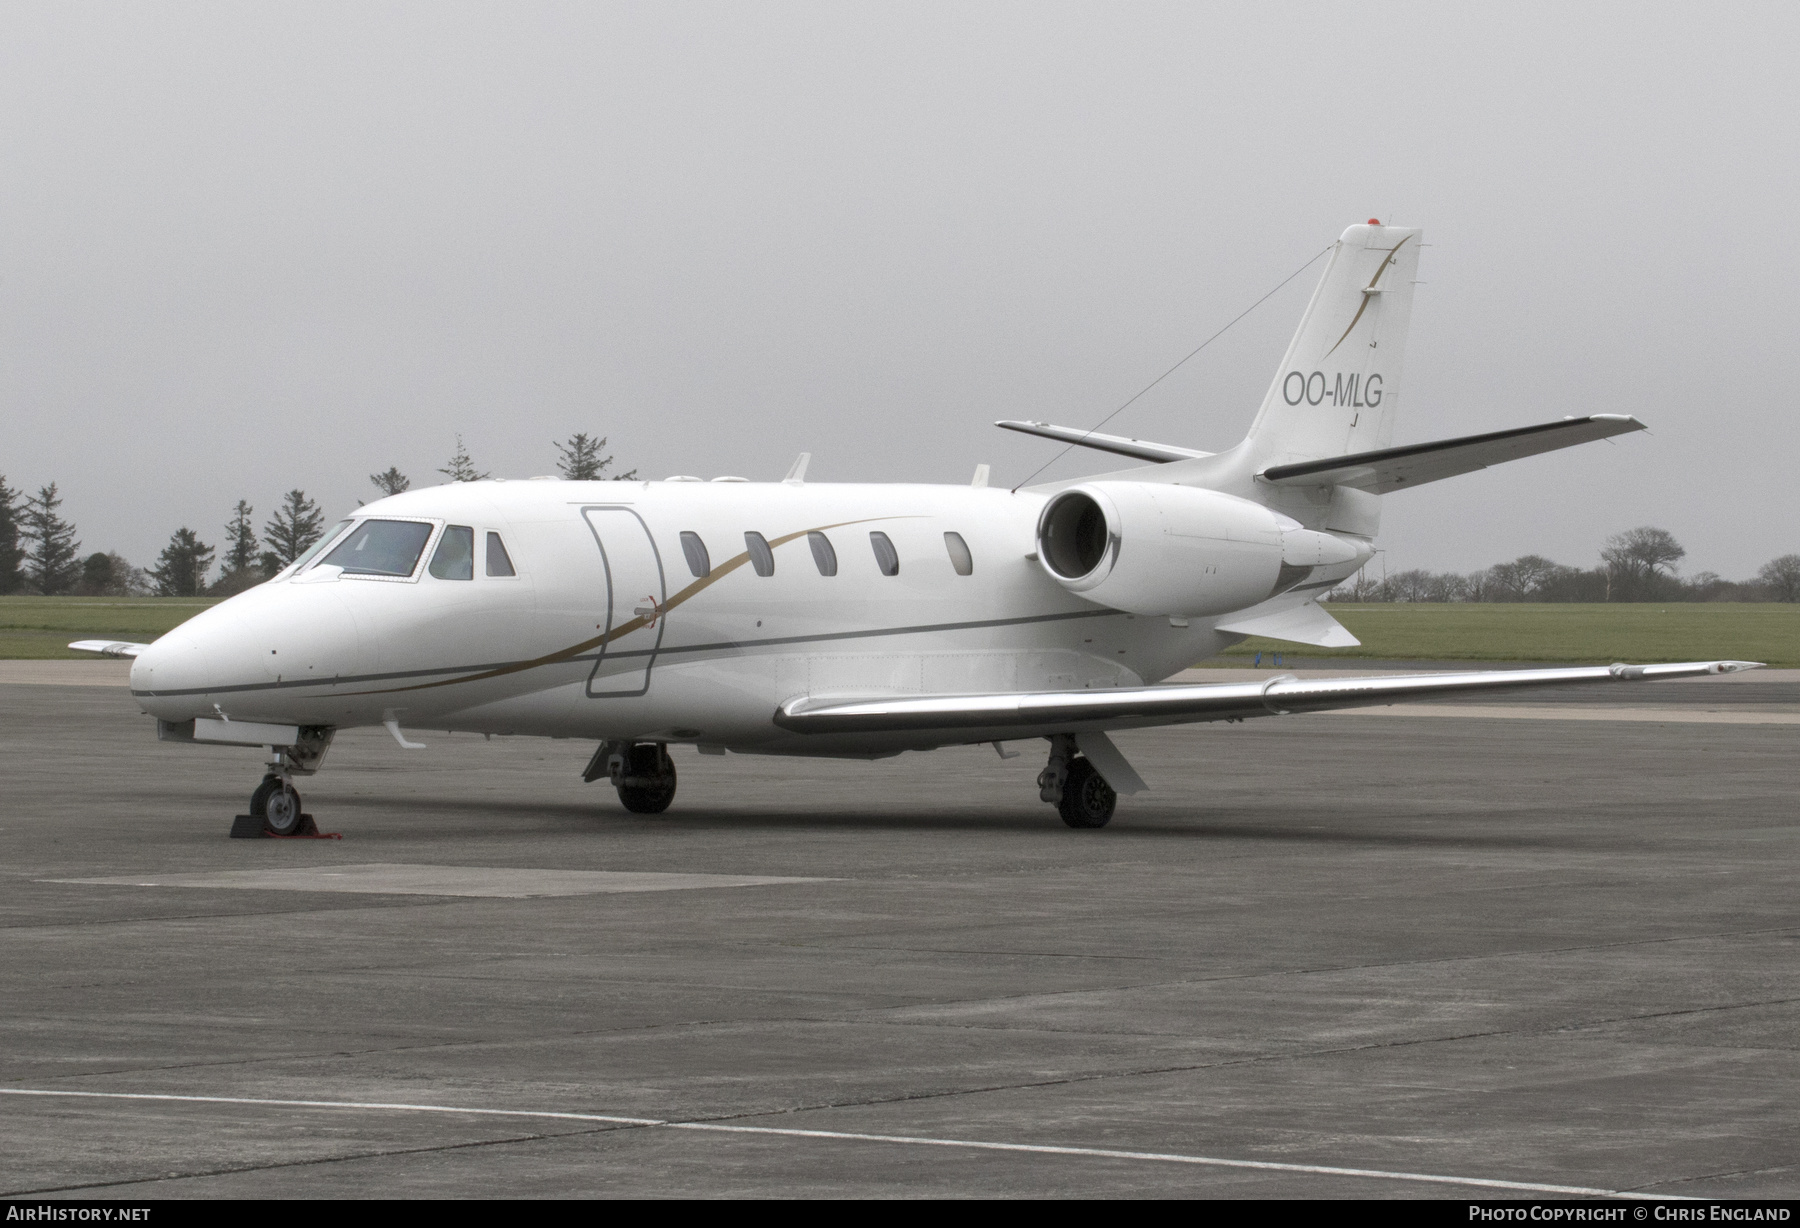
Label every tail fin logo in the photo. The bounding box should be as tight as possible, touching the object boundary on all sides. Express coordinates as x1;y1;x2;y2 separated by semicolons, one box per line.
1323;234;1412;359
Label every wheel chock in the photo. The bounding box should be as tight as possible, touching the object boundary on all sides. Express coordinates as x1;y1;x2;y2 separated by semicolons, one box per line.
230;814;340;839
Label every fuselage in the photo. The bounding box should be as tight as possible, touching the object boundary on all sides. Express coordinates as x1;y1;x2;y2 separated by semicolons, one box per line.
130;478;1272;756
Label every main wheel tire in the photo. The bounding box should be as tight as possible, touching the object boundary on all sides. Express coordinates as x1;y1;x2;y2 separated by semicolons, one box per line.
261;783;305;836
616;745;677;815
248;775;282;818
1057;757;1116;829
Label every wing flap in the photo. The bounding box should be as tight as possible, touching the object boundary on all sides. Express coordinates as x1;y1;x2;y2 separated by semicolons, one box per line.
1216;602;1360;648
775;660;1760;737
1260;415;1645;493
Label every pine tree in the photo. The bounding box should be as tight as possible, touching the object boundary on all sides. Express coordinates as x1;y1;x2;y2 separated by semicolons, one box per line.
438;435;489;483
370;467;411;497
20;483;81;595
553;432;635;481
263;490;325;566
75;552;115;596
147;528;215;597
0;473;22;595
212;500;266;595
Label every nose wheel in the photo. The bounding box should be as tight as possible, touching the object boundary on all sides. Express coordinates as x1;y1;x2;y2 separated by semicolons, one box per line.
248;774;308;836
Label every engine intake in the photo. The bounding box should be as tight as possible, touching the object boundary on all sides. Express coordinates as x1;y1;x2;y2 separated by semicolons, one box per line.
1034;482;1358;617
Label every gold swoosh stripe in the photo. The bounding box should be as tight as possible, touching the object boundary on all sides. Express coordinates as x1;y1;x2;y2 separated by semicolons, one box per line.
345;515;905;697
1323;233;1412;360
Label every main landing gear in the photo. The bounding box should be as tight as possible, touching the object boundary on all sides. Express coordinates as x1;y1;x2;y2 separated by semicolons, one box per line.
585;741;678;815
1038;734;1116;829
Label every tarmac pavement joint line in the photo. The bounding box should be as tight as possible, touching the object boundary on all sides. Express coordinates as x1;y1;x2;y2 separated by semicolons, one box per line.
0;1087;1690;1199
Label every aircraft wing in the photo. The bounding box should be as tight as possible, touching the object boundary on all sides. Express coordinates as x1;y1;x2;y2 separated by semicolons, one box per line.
775;660;1758;738
68;640;153;658
1259;415;1645;494
995;420;1212;464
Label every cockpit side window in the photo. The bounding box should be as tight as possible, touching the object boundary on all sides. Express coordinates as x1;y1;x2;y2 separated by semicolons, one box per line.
429;526;474;579
485;532;517;577
287;520;353;577
680;531;711;578
322;519;434;577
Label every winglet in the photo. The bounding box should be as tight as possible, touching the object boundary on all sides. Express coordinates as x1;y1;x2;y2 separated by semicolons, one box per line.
783;453;811;485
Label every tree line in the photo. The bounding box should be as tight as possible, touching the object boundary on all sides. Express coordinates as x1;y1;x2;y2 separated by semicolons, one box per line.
1327;526;1800;604
0;433;630;598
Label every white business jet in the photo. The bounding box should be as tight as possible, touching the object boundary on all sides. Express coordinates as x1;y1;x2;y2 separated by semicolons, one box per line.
75;221;1756;834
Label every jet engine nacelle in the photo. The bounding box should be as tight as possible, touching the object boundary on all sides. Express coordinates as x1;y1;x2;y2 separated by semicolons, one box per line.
1035;482;1359;617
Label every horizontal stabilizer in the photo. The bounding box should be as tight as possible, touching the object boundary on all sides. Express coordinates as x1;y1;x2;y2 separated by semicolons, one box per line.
1216;602;1360;648
775;660;1759;738
1260;415;1645;493
995;420;1211;464
68;640;151;658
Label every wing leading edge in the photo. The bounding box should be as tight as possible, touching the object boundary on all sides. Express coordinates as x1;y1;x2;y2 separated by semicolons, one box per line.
68;640;152;658
1259;415;1646;494
775;660;1759;737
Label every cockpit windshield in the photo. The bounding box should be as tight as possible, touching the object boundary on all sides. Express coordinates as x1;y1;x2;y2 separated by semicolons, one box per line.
320;519;435;577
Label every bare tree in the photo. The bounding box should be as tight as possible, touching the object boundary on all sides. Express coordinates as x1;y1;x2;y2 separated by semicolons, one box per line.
1759;554;1800;602
1605;522;1684;601
1487;554;1560;601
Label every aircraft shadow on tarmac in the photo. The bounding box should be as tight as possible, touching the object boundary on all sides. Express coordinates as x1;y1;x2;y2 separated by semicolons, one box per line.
304;792;1599;850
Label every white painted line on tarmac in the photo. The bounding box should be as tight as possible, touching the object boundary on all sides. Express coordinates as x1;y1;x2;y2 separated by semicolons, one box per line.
0;1087;1686;1198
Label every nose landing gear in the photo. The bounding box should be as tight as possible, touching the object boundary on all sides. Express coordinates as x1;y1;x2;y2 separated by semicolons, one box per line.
231;732;334;838
244;774;311;836
584;741;678;815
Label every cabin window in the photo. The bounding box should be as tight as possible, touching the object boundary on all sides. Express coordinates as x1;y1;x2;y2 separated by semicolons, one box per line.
322;519;434;578
745;531;775;577
944;531;973;576
429;526;475;580
869;531;899;577
680;531;711;578
485;532;517;577
808;531;837;576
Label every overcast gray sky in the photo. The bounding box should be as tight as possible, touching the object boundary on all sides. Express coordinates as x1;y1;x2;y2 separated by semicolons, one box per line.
3;2;1796;580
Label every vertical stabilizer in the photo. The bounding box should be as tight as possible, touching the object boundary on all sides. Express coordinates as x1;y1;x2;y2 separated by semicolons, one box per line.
1243;222;1422;467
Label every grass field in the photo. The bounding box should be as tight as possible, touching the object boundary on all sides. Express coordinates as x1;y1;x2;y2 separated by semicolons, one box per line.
3;596;1795;668
1219;603;1800;668
0;597;219;659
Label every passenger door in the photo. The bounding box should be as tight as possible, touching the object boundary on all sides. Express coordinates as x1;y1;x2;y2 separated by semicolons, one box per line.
581;507;667;698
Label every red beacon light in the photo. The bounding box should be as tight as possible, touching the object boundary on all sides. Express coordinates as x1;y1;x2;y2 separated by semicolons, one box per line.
1367;217;1381;225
